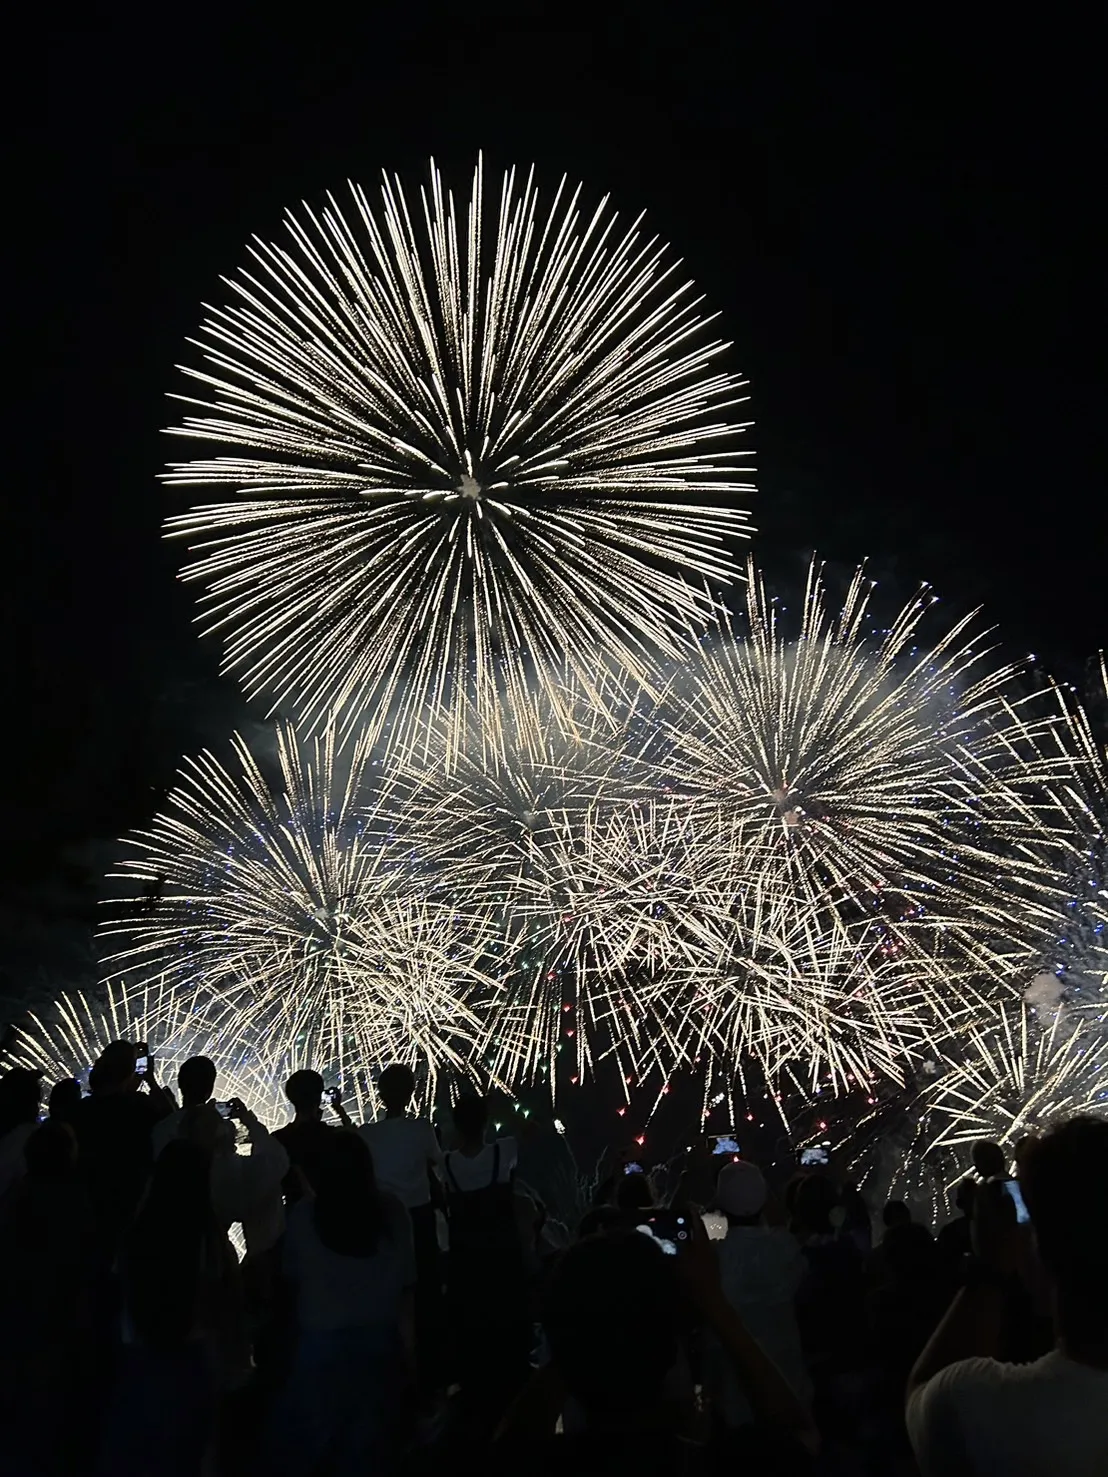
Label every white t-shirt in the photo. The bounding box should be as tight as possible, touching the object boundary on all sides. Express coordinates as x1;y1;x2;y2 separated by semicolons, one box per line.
906;1350;1108;1476
443;1137;517;1191
358;1115;444;1209
283;1192;415;1333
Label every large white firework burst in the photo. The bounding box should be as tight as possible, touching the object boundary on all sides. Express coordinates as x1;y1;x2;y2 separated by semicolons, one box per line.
99;725;510;1098
660;556;1084;975
164;156;753;749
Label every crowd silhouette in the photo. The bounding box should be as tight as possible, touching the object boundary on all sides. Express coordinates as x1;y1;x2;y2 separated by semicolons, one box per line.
0;1042;1105;1475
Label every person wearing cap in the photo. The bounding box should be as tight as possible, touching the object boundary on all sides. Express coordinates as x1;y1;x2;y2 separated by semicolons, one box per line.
706;1158;812;1431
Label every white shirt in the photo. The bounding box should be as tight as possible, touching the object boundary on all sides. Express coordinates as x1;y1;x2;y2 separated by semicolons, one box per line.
907;1349;1108;1477
209;1119;289;1258
358;1115;444;1209
443;1136;517;1191
283;1193;415;1333
710;1225;812;1428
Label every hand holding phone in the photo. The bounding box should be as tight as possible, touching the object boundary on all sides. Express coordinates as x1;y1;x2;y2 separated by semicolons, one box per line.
134;1043;149;1078
324;1085;342;1108
636;1210;691;1256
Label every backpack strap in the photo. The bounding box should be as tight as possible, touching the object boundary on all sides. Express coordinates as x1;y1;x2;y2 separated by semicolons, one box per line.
489;1141;501;1187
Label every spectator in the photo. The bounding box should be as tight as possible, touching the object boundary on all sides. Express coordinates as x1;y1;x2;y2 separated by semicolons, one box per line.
152;1054;217;1157
273;1069;344;1202
0;1120;96;1476
48;1076;82;1126
102;1139;245;1477
867;1221;946;1458
444;1094;532;1437
0;1067;42;1200
75;1041;174;1251
935;1176;975;1283
882;1199;912;1232
497;1223;817;1470
972;1138;1007;1181
907;1114;1108;1475
707;1158;811;1431
359;1063;446;1390
275;1129;416;1476
182;1099;289;1259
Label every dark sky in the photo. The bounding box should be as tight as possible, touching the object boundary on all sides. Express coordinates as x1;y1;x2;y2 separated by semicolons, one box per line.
7;8;1104;887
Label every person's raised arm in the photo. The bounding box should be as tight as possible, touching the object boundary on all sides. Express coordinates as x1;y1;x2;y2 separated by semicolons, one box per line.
141;1047;176;1119
906;1179;1021;1398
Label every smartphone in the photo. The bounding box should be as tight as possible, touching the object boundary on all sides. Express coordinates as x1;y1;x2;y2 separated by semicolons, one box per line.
323;1086;341;1107
214;1101;234;1120
1002;1178;1030;1225
636;1211;690;1256
800;1146;829;1166
712;1135;740;1156
623;1161;645;1175
134;1052;149;1079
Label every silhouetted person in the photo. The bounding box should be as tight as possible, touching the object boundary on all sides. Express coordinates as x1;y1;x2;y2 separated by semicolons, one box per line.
75;1041;173;1254
274;1130;416;1476
152;1054;217;1157
0;1067;42;1200
908;1114;1108;1475
100;1139;244;1477
972;1138;1007;1181
445;1094;531;1438
0;1120;96;1476
359;1063;446;1391
48;1076;82;1127
273;1069;337;1202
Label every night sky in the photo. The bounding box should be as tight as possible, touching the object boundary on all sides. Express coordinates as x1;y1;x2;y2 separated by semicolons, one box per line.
6;11;1104;987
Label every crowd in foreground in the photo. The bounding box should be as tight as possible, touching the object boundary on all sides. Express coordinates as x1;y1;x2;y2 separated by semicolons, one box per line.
0;1043;1105;1476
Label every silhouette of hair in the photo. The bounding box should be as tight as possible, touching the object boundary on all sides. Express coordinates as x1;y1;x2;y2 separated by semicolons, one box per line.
89;1041;137;1093
543;1232;680;1413
0;1069;41;1137
882;1199;912;1229
178;1055;217;1104
285;1069;325;1111
48;1078;82;1124
311;1130;390;1257
378;1063;416;1111
452;1094;489;1141
971;1139;1007;1180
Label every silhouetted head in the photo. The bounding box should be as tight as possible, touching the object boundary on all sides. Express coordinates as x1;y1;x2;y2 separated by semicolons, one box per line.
882;1221;935;1282
452;1094;489;1144
311;1130;387;1257
791;1173;839;1236
285;1069;325;1118
378;1063;416;1115
614;1172;654;1211
0;1068;42;1137
543;1232;681;1422
882;1199;912;1230
1020;1115;1108;1362
48;1078;82;1124
89;1041;139;1095
972;1139;1007;1181
177;1055;216;1107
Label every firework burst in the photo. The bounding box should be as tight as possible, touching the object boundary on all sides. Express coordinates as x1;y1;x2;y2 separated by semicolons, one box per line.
165;157;753;750
99;725;510;1098
923;1000;1108;1156
660;556;1083;976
